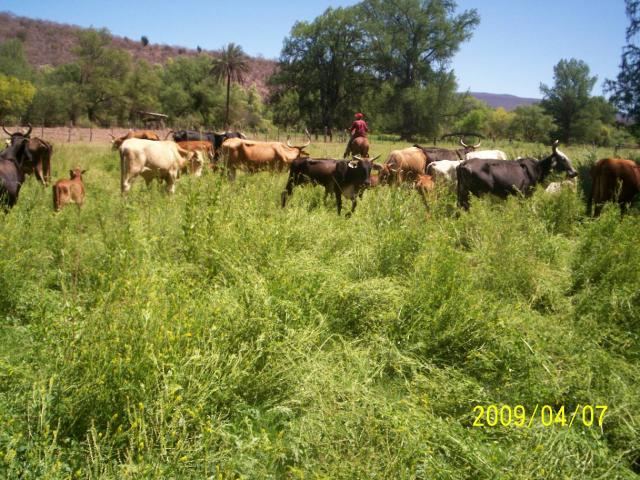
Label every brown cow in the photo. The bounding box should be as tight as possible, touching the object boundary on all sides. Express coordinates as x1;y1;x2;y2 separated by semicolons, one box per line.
590;158;640;216
53;167;86;211
415;174;435;206
3;124;53;185
379;146;431;185
221;131;311;180
110;130;160;150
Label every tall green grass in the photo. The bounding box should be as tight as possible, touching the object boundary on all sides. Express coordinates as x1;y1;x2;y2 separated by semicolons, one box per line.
0;142;638;478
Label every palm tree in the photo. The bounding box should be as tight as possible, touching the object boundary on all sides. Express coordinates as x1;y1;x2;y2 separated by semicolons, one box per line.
210;43;250;128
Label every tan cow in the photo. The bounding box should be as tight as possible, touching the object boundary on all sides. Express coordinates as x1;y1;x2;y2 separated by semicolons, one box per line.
110;130;160;150
379;146;429;185
53;167;86;211
120;139;194;194
221;131;311;180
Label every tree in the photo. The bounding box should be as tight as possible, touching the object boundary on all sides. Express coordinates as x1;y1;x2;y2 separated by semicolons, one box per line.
361;0;479;139
140;36;149;47
508;105;556;142
0;74;36;121
605;0;640;134
71;29;132;125
486;107;515;140
540;58;597;143
0;39;32;80
273;6;372;132
211;43;250;128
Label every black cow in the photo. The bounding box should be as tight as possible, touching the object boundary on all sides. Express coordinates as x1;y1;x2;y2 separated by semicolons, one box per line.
414;138;480;163
0;138;29;209
456;141;577;210
3;124;53;185
281;154;381;215
167;130;246;159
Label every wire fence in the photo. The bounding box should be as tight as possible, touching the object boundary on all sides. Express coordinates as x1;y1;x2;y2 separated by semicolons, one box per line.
1;126;351;145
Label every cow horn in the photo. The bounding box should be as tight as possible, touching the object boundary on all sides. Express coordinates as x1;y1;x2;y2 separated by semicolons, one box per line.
23;123;32;137
473;140;481;148
213;131;225;135
300;129;311;148
459;137;469;148
163;130;174;140
552;139;559;151
2;125;12;136
353;154;362;160
109;133;116;139
370;154;381;162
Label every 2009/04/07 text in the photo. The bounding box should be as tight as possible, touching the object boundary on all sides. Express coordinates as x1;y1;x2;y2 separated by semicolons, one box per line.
472;405;608;428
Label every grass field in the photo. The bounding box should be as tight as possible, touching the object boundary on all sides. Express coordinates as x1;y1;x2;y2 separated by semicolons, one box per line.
0;140;639;479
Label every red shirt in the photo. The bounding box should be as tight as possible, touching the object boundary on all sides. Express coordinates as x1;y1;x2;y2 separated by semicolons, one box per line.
350;119;368;137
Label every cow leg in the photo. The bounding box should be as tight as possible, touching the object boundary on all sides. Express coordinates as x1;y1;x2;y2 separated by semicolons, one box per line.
35;162;46;186
121;173;135;195
335;190;342;215
227;167;236;181
281;176;294;208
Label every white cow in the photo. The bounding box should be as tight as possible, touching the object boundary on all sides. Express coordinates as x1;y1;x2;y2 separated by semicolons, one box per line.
427;160;461;184
120;139;194;194
465;149;509;160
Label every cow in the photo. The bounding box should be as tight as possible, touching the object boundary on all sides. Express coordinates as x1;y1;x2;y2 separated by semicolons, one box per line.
176;140;213;176
379;146;431;185
281;154;381;215
2;124;53;186
427;160;462;185
456;140;577;210
53;167;86;211
167;130;246;159
590;158;640;216
221;132;311;180
0;137;30;209
414;138;480;163
344;136;369;158
415;173;435;206
119;139;194;194
110;130;160;150
466;149;508;160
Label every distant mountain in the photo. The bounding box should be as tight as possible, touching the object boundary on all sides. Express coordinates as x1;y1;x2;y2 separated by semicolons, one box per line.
0;11;277;97
469;92;540;111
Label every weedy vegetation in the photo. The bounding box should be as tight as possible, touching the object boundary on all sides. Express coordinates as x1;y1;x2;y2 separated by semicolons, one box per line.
0;141;638;478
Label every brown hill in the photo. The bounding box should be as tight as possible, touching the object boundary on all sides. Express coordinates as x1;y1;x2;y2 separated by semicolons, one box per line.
0;11;277;97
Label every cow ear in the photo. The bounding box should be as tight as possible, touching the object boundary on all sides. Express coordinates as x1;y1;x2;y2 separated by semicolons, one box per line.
372;163;382;171
69;169;74;178
81;169;87;174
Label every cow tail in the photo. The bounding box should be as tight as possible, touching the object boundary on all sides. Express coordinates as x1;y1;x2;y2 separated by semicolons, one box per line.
119;148;126;193
52;184;58;211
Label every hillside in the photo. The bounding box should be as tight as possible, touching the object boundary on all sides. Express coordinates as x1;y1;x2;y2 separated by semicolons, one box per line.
0;11;277;97
470;91;540;110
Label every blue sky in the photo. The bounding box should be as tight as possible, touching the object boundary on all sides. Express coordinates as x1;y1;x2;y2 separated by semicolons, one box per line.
1;0;629;98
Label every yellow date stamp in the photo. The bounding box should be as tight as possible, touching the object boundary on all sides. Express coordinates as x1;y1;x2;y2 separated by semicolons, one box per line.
472;404;608;428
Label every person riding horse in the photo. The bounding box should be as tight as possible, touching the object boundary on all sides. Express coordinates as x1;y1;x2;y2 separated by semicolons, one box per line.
343;113;369;158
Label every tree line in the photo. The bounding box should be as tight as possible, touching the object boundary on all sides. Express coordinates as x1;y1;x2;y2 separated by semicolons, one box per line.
0;0;638;145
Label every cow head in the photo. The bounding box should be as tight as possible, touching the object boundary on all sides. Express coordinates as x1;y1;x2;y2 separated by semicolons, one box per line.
69;167;86;180
460;137;481;153
3;124;32;145
350;154;381;187
549;140;577;178
286;129;312;157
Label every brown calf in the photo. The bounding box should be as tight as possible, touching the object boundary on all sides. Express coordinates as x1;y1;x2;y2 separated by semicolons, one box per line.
53;168;86;211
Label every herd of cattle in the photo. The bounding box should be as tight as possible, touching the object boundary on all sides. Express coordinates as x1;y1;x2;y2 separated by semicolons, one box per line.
0;125;639;217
